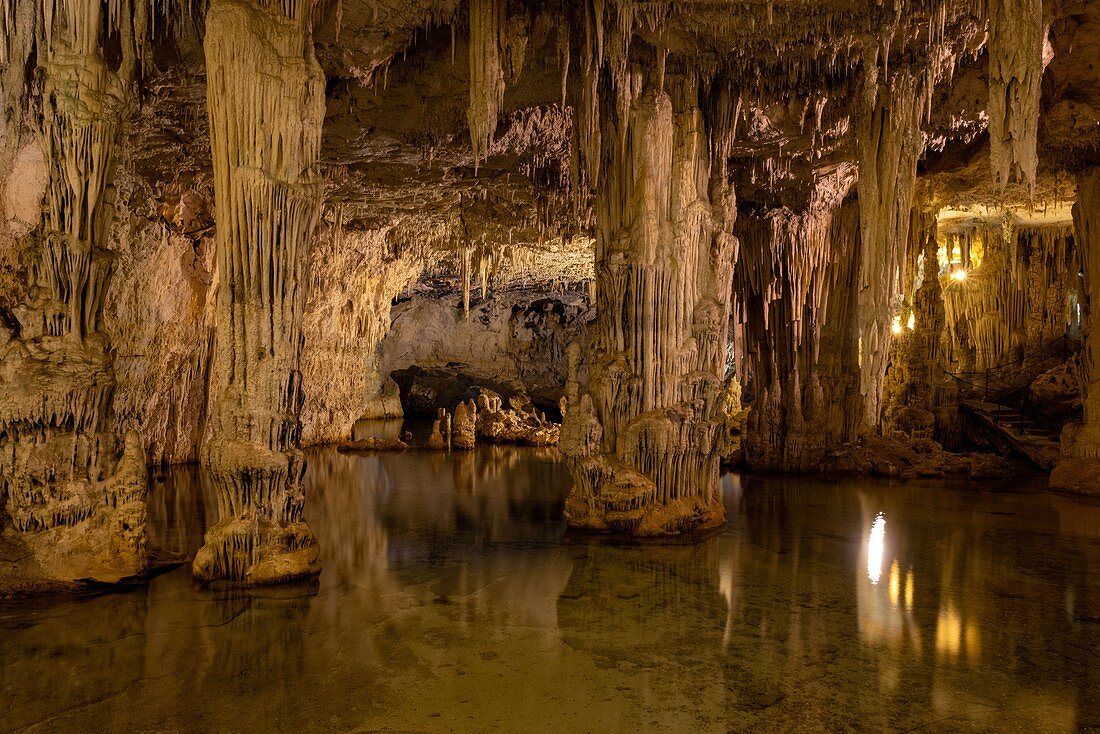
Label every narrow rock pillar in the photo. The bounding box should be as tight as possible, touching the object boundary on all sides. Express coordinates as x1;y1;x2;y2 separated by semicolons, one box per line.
194;0;325;583
1051;168;1100;494
560;74;737;535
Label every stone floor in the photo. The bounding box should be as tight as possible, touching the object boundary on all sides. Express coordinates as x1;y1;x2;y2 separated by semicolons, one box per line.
2;445;1099;732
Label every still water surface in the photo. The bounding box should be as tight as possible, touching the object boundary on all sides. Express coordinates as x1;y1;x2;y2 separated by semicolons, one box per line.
2;445;1099;732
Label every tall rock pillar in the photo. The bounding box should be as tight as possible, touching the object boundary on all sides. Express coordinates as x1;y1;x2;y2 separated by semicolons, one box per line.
1051;168;1100;494
194;0;325;583
0;0;147;588
560;74;737;536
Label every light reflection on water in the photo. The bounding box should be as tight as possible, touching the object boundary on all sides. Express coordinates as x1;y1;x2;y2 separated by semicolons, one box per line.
1;447;1099;732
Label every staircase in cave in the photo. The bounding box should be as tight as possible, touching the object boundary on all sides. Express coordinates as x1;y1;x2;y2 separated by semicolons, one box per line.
950;335;1082;469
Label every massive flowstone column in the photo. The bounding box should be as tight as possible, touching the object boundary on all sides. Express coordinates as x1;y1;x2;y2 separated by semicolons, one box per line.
0;0;147;588
1051;168;1100;494
559;74;738;535
193;0;325;583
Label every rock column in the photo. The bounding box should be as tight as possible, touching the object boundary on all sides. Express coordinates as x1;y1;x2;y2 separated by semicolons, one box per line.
1051;168;1100;494
560;73;737;535
193;0;325;583
0;0;147;586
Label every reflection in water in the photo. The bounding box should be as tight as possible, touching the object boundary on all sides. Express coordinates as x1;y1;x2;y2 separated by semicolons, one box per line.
2;450;1099;732
867;512;886;584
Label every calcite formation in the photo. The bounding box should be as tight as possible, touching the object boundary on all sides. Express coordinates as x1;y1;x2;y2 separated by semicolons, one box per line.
882;210;946;440
1;0;149;590
559;66;737;536
0;0;1098;577
735;192;864;471
1051;168;1100;496
193;0;325;584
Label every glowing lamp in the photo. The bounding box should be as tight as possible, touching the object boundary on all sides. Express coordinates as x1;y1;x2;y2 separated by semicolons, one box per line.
891;317;903;335
950;268;968;282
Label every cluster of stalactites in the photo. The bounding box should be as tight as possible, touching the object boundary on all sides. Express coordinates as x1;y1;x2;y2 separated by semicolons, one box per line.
939;214;1077;374
29;0;127;341
733;193;863;470
987;0;1044;194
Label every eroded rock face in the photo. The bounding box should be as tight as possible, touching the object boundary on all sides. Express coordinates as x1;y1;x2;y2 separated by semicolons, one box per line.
381;289;592;414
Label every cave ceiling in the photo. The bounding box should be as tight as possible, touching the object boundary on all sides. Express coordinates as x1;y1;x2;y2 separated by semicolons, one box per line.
25;0;1100;270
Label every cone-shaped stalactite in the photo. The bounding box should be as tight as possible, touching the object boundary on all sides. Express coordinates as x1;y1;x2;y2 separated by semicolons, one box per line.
0;0;148;585
1051;168;1100;494
988;0;1043;193
466;0;505;168
735;190;864;472
559;69;738;536
194;0;325;584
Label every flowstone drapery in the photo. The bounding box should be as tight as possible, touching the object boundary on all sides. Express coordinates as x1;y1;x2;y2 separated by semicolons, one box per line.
193;0;325;583
559;73;738;536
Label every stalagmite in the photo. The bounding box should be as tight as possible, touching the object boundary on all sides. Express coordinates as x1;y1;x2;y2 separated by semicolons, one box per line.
559;66;738;535
193;0;325;584
987;0;1044;193
453;400;477;449
1051;168;1100;495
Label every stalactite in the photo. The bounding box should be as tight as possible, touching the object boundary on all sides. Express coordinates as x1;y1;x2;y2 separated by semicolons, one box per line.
193;0;325;584
467;0;505;168
987;0;1043;193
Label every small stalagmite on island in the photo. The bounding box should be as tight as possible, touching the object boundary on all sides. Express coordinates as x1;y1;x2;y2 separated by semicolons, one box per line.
1;0;1099;730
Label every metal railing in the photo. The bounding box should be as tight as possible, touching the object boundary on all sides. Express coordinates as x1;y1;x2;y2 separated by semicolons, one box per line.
946;334;1083;439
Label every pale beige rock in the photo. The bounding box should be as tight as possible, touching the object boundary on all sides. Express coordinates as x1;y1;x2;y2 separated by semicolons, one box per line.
195;0;325;584
3;143;47;237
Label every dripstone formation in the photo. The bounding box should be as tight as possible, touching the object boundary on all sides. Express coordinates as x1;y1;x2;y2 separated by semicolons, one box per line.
2;0;1100;590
